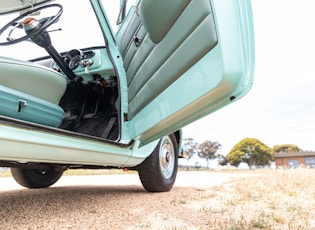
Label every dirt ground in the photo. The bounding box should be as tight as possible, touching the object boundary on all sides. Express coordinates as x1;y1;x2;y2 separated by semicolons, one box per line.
0;170;240;229
0;170;314;229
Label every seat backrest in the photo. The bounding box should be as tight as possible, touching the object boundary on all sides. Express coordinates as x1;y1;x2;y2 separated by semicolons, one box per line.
119;0;218;120
0;56;67;105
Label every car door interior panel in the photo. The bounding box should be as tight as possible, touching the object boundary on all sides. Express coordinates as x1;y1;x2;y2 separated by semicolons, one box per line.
138;0;191;44
118;0;218;120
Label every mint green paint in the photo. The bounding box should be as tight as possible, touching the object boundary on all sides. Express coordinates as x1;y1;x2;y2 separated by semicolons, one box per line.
0;85;64;127
91;0;131;143
0;124;152;167
0;56;66;104
128;0;255;145
0;0;254;167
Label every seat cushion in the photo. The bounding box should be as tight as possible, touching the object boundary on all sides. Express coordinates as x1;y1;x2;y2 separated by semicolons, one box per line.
0;85;64;127
0;56;67;105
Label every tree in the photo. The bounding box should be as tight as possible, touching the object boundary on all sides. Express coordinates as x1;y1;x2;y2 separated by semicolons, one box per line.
216;153;228;166
182;138;198;159
227;138;272;167
198;140;221;169
273;144;302;153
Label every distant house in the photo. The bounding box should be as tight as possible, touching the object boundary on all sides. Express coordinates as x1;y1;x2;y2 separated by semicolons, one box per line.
274;152;315;168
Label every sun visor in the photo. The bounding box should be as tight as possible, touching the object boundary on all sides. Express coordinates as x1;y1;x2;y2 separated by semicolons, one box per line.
138;0;191;43
0;0;54;15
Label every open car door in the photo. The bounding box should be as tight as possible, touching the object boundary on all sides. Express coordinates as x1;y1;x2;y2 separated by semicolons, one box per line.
115;0;255;146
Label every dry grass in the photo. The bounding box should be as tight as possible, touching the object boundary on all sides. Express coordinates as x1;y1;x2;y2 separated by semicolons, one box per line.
1;168;315;229
180;169;315;230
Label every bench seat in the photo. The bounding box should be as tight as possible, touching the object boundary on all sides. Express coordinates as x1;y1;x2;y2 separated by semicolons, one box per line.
0;56;66;105
0;56;67;127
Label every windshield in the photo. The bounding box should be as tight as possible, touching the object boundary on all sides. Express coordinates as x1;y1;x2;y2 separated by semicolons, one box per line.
0;0;106;60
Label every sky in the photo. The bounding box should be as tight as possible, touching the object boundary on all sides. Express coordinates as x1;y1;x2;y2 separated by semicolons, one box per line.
183;0;315;154
0;0;314;154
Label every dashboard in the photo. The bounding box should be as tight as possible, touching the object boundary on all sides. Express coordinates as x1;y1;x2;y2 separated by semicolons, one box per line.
54;49;96;71
35;47;116;83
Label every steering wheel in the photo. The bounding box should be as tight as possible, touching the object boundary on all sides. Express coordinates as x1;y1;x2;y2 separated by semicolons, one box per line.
0;4;63;46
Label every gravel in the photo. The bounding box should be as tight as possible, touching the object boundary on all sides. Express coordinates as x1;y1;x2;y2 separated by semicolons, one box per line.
0;171;240;229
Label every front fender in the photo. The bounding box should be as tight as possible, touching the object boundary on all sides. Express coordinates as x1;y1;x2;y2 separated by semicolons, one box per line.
126;130;182;166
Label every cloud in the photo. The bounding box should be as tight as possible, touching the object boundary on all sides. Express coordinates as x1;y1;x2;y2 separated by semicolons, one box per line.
183;0;315;154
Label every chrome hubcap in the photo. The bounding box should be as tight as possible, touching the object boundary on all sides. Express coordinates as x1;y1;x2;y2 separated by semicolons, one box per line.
159;136;175;179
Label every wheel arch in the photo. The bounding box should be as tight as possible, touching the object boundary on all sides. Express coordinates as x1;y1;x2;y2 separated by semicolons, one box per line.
173;129;183;158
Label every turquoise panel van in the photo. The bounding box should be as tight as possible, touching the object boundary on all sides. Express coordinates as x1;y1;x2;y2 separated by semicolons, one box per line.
0;0;254;192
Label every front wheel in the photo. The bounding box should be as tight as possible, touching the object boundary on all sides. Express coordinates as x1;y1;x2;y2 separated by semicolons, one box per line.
10;167;63;189
137;134;178;192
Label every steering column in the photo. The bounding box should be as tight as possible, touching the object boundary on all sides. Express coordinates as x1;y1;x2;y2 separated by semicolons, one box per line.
23;17;79;81
0;4;80;82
